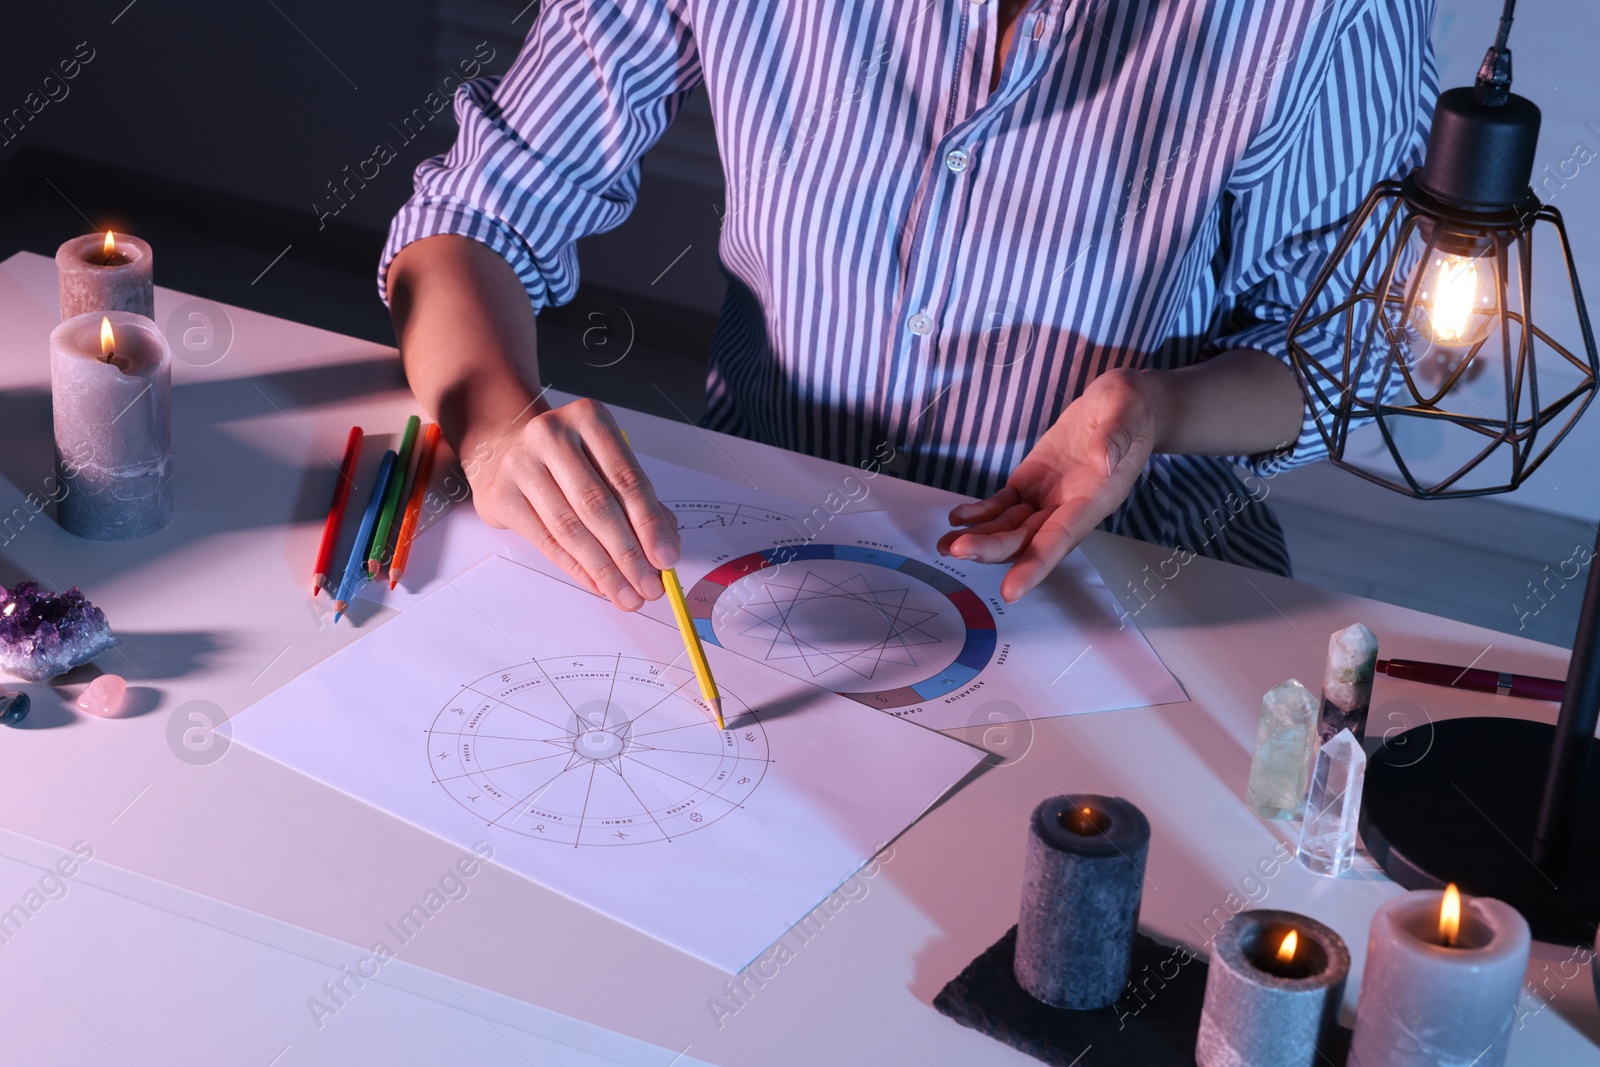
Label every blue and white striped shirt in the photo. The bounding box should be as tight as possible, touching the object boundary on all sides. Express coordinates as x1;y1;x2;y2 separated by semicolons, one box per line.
381;0;1436;576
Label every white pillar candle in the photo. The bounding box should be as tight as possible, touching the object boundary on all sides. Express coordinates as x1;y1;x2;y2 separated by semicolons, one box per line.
1348;887;1531;1067
49;311;173;540
55;231;154;320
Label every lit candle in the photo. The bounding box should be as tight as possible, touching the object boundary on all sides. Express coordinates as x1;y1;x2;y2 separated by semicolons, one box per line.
55;230;154;320
49;311;173;539
1348;885;1531;1067
1196;909;1350;1067
1013;794;1150;1010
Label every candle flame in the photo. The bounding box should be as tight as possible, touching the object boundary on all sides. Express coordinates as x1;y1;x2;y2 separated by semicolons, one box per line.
1441;884;1461;946
1277;930;1298;962
1081;807;1091;817
103;231;116;257
100;316;115;358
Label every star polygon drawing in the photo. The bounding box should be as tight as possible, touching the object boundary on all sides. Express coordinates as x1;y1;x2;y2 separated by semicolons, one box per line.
733;570;943;680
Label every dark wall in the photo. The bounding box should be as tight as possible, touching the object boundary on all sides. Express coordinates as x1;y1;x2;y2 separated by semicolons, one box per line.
5;0;470;234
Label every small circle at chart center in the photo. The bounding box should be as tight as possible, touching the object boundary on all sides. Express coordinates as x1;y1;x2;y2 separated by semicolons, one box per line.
576;729;625;759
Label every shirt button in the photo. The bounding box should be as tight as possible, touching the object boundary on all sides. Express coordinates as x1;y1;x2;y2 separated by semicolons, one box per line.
946;148;970;173
882;448;911;475
908;311;934;336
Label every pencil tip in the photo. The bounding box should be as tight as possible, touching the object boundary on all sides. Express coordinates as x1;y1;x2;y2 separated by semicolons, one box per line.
389;580;398;590
712;698;725;729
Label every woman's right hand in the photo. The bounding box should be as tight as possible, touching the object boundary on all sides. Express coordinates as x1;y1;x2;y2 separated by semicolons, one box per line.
464;396;681;612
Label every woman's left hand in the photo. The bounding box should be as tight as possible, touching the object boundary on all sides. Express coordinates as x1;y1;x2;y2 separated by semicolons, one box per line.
936;367;1166;601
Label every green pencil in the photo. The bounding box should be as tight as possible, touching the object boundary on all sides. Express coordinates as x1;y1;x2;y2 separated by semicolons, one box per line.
368;415;420;575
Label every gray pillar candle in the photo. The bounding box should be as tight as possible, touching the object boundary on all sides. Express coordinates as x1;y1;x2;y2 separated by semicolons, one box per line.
1013;793;1150;1010
1195;909;1350;1067
49;311;173;540
56;231;154;320
1348;888;1530;1067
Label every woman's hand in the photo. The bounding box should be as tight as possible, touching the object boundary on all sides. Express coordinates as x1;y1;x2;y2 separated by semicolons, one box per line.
936;367;1166;602
465;397;681;611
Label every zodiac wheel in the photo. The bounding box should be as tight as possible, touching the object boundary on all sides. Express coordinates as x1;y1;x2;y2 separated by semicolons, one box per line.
685;544;997;709
664;499;794;530
427;655;769;845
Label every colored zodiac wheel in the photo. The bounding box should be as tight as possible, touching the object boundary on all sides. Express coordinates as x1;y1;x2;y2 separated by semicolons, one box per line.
684;544;997;709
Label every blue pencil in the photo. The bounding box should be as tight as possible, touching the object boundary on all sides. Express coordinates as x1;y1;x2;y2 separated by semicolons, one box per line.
332;449;396;622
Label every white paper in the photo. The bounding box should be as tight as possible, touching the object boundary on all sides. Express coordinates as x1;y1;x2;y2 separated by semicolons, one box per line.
641;505;1187;730
361;456;812;610
234;556;984;973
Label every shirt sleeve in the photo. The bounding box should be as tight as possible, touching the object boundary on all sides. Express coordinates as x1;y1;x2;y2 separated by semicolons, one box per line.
378;0;704;311
1211;0;1437;476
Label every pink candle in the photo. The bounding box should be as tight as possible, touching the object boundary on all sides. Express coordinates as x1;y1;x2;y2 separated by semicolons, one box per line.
56;231;154;320
1348;886;1530;1067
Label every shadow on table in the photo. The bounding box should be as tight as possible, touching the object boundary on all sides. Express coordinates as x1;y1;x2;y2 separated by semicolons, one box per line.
0;355;408;599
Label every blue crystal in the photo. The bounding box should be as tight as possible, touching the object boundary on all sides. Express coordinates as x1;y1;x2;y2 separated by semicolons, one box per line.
0;582;118;683
0;689;29;726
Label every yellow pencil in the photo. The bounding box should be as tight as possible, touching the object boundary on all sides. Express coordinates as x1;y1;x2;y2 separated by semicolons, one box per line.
614;427;724;729
662;566;724;729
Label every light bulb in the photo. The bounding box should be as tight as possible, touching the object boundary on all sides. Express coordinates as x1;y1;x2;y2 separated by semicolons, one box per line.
1409;249;1498;348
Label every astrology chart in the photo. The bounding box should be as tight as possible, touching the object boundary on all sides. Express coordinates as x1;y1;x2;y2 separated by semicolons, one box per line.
664;500;795;531
427;655;769;846
685;544;996;710
235;553;990;969
661;507;1188;730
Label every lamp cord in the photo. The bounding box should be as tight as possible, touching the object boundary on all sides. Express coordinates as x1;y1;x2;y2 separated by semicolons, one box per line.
1476;0;1517;105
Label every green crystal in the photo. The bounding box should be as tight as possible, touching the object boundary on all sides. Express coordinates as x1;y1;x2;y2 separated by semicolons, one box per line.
1246;679;1319;820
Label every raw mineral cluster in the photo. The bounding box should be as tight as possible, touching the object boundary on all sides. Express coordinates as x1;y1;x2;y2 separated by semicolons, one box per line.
0;582;118;682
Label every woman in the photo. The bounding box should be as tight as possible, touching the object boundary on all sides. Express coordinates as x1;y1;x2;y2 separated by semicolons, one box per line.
382;0;1435;610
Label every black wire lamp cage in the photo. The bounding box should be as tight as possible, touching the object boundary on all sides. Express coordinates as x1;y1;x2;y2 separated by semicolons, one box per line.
1285;1;1600;944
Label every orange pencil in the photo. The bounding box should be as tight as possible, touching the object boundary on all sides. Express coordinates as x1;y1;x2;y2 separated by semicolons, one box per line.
312;426;363;596
388;423;441;590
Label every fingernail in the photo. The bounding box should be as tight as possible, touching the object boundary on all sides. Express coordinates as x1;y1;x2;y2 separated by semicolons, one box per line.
617;587;643;611
959;553;979;562
655;541;680;568
1105;446;1122;475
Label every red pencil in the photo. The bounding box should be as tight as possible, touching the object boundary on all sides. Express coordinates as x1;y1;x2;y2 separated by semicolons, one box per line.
312;426;364;596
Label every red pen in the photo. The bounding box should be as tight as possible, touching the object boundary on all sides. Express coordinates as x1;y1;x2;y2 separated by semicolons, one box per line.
312;427;364;596
1376;658;1564;702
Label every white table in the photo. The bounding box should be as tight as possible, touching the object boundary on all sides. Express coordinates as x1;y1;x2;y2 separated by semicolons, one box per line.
1;250;1595;1065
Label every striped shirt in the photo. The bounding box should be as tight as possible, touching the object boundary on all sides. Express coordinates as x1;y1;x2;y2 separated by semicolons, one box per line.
381;0;1437;576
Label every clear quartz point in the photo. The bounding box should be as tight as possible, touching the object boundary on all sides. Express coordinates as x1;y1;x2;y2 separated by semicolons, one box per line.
1245;680;1319;820
1297;728;1367;877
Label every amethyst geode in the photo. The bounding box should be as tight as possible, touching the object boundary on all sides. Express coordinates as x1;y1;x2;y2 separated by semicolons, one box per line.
0;582;118;682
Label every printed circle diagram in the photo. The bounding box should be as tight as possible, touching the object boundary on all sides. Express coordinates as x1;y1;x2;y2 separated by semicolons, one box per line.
427;655;769;845
665;500;794;530
685;544;998;709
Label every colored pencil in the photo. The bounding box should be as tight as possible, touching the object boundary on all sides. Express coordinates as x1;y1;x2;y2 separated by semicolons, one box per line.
312;426;363;596
662;567;724;729
334;449;396;622
368;415;421;576
389;422;441;590
612;427;719;725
